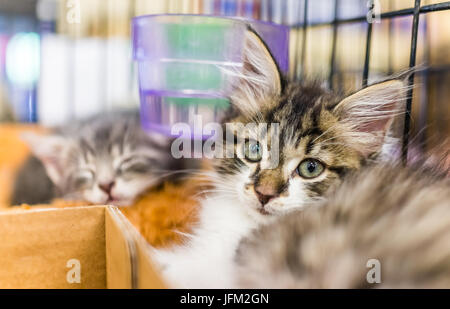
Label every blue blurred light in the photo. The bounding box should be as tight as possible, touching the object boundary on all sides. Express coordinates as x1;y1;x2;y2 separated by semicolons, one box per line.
5;32;40;87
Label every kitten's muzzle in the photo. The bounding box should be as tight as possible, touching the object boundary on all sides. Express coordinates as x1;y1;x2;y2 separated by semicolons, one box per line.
99;181;115;195
254;186;277;206
257;207;271;216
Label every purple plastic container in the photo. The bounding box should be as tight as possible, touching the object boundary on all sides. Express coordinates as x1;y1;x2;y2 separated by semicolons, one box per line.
132;14;289;138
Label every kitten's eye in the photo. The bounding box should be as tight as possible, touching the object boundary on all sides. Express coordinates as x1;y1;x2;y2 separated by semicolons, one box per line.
73;170;94;189
297;159;324;179
119;158;152;174
244;140;262;162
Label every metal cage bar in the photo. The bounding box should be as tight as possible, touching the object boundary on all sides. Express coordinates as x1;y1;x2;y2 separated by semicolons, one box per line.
362;21;372;87
402;0;422;163
299;0;308;80
293;1;450;28
328;0;339;88
295;0;450;164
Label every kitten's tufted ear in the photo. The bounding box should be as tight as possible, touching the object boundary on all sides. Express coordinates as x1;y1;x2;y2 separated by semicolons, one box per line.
333;79;408;156
21;132;74;185
230;28;282;116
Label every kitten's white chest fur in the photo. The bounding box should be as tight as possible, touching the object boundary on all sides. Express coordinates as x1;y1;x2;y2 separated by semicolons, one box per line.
151;194;259;288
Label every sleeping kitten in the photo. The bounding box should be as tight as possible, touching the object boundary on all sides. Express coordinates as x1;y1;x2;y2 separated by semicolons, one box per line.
234;162;450;288
12;110;186;206
150;28;409;288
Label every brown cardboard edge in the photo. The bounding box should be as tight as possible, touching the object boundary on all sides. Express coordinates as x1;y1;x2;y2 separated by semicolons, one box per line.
0;205;106;215
0;205;167;289
134;234;167;289
105;206;135;289
106;206;167;289
0;205;107;288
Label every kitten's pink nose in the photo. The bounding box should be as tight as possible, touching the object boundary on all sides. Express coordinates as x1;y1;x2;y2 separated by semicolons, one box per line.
255;186;276;205
99;182;115;194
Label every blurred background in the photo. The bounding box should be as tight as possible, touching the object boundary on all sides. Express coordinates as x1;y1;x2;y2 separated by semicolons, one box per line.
0;0;448;153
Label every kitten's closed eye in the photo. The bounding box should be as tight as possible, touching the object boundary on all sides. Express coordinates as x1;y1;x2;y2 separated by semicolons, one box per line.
73;170;95;189
118;157;154;175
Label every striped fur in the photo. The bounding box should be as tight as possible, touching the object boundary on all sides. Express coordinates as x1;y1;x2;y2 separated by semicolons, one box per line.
12;111;187;206
214;29;410;222
148;29;414;288
235;162;450;288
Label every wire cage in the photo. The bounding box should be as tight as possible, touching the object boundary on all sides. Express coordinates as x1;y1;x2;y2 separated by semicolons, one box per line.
1;0;449;163
290;0;450;163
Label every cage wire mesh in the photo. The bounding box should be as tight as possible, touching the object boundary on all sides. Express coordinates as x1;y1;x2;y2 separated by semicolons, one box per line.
290;0;450;163
0;0;449;163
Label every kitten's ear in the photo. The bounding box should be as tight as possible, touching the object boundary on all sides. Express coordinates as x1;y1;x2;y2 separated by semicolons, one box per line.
333;79;408;155
21;132;74;185
230;29;282;115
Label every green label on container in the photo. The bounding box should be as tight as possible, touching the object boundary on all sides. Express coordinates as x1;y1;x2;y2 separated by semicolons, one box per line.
166;22;227;60
165;96;230;109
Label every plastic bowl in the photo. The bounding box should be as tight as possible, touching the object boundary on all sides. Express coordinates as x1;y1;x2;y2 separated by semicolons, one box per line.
132;14;289;138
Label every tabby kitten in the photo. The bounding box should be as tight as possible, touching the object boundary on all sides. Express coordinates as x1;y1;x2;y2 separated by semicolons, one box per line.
12;110;184;206
150;28;409;288
235;162;450;288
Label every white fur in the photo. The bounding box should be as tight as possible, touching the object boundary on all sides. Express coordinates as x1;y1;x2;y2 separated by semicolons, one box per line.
148;159;320;288
144;32;411;288
151;194;259;288
227;30;281;119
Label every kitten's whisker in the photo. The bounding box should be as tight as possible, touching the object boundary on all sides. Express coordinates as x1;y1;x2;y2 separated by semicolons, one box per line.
311;122;341;143
196;189;235;195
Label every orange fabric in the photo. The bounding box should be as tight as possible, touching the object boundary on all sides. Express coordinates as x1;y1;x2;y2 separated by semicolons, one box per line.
0;124;47;209
14;181;202;248
1;124;202;247
121;181;201;248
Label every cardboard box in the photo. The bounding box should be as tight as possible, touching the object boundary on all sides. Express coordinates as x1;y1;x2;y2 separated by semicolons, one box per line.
0;205;166;289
